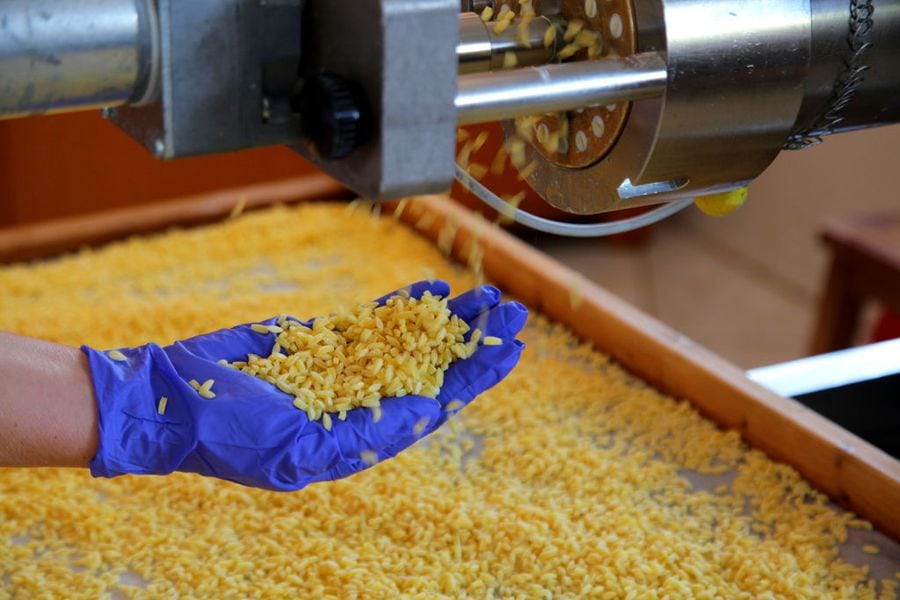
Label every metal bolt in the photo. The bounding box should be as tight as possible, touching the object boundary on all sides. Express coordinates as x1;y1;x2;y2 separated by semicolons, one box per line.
153;138;167;159
100;107;118;120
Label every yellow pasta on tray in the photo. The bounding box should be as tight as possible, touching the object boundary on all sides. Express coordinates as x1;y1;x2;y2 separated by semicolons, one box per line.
0;202;895;598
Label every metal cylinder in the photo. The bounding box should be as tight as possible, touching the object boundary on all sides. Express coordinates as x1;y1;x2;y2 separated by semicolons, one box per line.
0;0;157;119
458;11;557;75
455;52;667;125
793;0;900;136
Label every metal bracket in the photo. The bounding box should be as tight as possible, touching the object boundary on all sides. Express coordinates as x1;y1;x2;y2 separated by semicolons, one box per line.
111;0;305;158
293;0;459;199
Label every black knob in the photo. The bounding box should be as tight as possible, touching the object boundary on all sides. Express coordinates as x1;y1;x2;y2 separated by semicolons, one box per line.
298;74;369;160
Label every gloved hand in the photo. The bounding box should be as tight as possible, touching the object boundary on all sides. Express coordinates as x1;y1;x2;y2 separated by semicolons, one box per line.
83;281;527;491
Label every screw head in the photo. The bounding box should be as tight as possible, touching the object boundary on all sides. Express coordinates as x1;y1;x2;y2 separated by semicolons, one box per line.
153;138;166;159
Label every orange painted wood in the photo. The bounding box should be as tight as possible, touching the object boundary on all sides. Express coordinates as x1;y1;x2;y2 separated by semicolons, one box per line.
0;112;319;227
0;175;348;263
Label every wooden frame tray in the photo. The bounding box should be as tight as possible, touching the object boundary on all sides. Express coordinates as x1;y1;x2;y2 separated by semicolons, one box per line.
0;174;897;542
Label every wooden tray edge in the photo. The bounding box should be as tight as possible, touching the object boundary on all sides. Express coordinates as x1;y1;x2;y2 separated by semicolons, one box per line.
2;183;896;539
402;194;900;541
0;174;349;264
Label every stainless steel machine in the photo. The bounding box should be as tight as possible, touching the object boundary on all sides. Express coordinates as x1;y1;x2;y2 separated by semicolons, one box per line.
1;0;898;234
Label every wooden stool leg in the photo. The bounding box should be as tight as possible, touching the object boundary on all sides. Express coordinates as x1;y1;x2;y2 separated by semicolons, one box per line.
810;255;862;354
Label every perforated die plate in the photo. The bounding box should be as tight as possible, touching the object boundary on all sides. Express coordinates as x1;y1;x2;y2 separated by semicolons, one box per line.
499;0;637;169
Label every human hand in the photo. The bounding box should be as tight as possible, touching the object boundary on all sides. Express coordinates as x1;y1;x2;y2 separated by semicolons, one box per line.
83;281;527;491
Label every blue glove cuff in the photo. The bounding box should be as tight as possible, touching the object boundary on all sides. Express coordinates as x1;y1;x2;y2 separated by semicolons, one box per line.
83;344;196;478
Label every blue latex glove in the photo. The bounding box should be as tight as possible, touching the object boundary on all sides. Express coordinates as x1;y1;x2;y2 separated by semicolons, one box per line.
83;281;527;491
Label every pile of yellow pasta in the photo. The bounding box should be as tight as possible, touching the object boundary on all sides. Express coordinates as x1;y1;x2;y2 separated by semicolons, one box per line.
0;202;894;598
230;291;475;427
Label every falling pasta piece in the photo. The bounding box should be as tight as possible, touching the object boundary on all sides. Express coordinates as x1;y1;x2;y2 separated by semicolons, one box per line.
568;278;585;310
466;163;489;180
483;336;503;346
420;267;437;283
543;23;556;48
108;350;127;362
415;212;437;231
493;7;515;34
370;405;383;423
516;15;534;47
517;160;539;181
480;5;493;22
360;450;379;466
498;191;525;225
457;141;475;169
466;241;485;277
507;136;527;167
344;199;363;215
515;115;540;141
563;19;584;41
413;416;431;435
322;413;333;431
369;202;382;223
574;29;599;49
228;196;247;220
437;221;458;256
445;400;465;412
862;544;880;555
558;43;580;60
392;198;409;221
472;131;489;152
494;19;511;34
157;396;169;416
490;145;509;176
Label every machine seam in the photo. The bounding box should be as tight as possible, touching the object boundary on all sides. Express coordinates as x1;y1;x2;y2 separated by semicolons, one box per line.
785;0;875;150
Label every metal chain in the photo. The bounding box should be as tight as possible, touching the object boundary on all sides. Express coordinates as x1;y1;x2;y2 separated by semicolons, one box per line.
784;0;875;150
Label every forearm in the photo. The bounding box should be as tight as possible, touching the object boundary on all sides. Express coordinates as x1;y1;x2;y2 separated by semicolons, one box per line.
0;332;98;468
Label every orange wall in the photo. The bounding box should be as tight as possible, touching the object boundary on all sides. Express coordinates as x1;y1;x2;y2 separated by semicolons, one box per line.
0;113;652;244
0;112;319;227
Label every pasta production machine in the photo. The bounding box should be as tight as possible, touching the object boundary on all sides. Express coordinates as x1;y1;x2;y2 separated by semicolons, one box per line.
1;0;898;235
